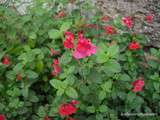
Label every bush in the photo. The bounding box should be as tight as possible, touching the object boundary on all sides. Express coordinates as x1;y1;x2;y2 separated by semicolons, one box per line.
0;1;159;120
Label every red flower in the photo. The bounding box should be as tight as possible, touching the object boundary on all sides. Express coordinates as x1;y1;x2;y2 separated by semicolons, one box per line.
53;59;60;65
146;14;154;23
129;41;141;50
71;100;79;105
73;33;97;59
122;16;133;29
59;103;77;116
44;116;52;120
64;32;75;49
0;115;6;120
57;11;66;18
132;79;145;92
52;59;61;76
104;25;117;34
17;74;23;81
50;48;60;56
101;15;110;22
2;56;11;65
78;31;84;39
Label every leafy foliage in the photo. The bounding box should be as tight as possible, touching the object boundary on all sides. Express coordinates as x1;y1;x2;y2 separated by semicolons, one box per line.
0;0;160;120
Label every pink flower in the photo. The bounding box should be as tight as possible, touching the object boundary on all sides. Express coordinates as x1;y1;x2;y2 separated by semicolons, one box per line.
71;100;79;105
53;59;60;65
64;31;75;49
0;115;6;120
104;25;117;34
132;79;145;92
73;33;97;59
59;103;77;116
2;56;11;65
122;16;134;29
52;59;61;76
129;41;141;50
57;11;66;18
78;31;85;39
146;14;154;23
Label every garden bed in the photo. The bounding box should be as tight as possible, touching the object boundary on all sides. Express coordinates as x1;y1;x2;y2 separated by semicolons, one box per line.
0;0;160;120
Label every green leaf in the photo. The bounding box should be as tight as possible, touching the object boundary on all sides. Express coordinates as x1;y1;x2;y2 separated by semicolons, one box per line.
96;114;103;120
96;44;108;63
13;63;23;73
80;85;90;95
9;98;23;109
48;29;61;39
0;103;5;111
96;51;108;63
36;60;44;73
0;52;5;60
21;86;29;98
60;51;72;65
126;92;136;103
99;105;108;113
7;87;21;97
96;44;119;63
98;91;106;100
50;79;63;89
101;80;112;92
119;74;131;81
103;60;121;74
65;87;78;98
57;89;65;96
113;16;124;29
60;22;72;32
6;71;16;80
29;95;39;103
65;75;76;85
153;82;159;91
37;106;46;117
107;45;119;59
26;70;38;79
28;39;36;48
86;106;96;113
29;32;37;39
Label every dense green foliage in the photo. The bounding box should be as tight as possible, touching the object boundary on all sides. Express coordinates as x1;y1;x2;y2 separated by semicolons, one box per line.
0;0;160;120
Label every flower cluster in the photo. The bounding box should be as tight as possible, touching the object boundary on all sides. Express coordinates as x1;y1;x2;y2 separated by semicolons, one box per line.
104;25;117;35
51;59;62;76
0;115;6;120
146;14;154;23
64;31;97;59
132;79;145;92
129;41;141;50
2;56;11;65
122;16;134;29
59;100;79;120
64;32;75;49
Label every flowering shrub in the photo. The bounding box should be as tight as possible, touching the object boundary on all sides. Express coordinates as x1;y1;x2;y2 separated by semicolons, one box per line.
0;1;160;120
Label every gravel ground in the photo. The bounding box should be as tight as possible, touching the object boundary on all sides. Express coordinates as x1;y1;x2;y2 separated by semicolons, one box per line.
97;0;160;48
